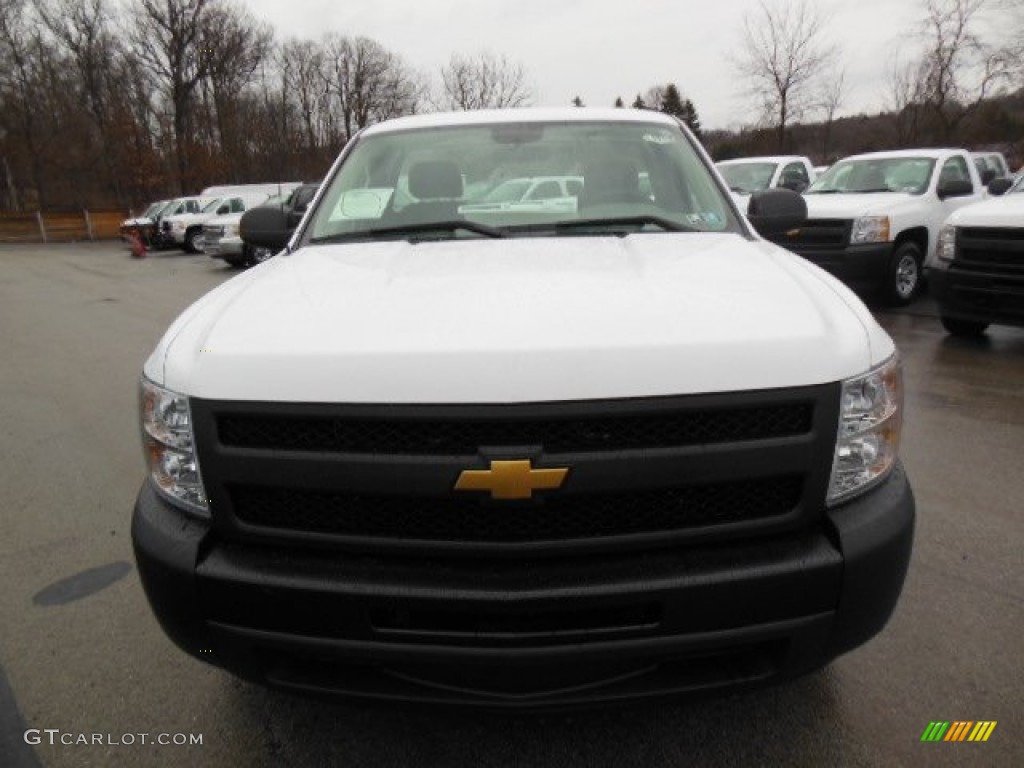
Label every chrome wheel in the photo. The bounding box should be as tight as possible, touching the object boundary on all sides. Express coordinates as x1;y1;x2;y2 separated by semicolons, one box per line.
895;253;918;299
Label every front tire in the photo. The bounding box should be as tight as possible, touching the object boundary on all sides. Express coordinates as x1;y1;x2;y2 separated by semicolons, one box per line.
884;242;922;306
245;246;274;267
184;228;204;254
940;316;989;337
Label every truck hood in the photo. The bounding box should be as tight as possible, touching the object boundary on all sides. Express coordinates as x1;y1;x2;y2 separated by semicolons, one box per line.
947;194;1024;227
147;234;892;403
804;192;915;219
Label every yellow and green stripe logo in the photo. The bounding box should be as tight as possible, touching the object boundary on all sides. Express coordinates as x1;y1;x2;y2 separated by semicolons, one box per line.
921;721;997;742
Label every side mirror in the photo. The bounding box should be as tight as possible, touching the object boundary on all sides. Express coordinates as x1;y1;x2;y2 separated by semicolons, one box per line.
241;207;292;250
979;168;996;186
937;179;974;199
987;177;1014;196
217;205;229;215
747;188;807;237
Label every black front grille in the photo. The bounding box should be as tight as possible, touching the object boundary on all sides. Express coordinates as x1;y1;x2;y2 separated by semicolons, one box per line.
193;386;838;556
230;476;804;545
956;227;1024;276
770;218;852;252
218;403;814;456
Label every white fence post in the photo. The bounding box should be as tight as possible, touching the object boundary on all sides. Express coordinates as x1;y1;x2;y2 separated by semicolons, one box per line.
36;211;47;243
83;209;94;240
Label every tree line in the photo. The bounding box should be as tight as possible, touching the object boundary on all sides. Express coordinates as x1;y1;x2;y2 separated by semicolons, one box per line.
1;0;1022;212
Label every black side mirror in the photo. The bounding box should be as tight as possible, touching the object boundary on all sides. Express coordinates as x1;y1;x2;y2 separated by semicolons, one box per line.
241;207;292;249
747;188;807;237
987;177;1014;196
937;179;974;199
979;168;996;185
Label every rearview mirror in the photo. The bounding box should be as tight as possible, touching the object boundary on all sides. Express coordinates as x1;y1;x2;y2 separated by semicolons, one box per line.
746;188;807;237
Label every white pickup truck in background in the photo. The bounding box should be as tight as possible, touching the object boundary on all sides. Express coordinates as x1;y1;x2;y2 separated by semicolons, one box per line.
769;148;986;304
930;174;1024;335
716;156;817;208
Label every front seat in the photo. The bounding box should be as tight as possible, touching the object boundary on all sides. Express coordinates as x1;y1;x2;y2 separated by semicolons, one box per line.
389;160;463;224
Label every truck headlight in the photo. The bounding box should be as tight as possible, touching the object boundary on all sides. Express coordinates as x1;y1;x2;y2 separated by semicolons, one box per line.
851;216;891;244
140;378;208;517
828;355;903;506
937;225;957;263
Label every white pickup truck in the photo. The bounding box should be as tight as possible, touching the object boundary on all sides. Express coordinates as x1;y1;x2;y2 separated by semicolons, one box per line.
773;149;986;304
716;156;817;208
930;174;1024;335
133;108;914;709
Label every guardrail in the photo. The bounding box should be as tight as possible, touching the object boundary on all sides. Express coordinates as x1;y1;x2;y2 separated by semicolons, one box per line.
0;209;130;243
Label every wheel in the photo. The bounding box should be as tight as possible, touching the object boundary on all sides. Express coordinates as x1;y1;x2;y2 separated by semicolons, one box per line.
184;228;205;254
223;256;246;268
940;316;988;337
247;246;274;266
883;242;922;306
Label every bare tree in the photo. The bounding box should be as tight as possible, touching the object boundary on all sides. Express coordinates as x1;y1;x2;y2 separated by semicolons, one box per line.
884;0;1011;145
734;0;835;151
438;51;533;110
39;0;126;203
279;39;330;156
887;55;928;145
126;0;213;193
817;64;846;159
197;2;273;178
915;0;1011;141
0;0;55;206
324;35;422;141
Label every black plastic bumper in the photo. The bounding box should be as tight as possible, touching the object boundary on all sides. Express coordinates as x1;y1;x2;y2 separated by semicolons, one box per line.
786;243;894;289
132;465;914;708
929;267;1024;328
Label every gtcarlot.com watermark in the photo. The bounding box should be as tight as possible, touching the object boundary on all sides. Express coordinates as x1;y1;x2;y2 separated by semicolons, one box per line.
25;729;203;747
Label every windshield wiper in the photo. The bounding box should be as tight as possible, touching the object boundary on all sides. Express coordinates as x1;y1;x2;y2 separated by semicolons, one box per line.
553;215;696;234
311;220;506;243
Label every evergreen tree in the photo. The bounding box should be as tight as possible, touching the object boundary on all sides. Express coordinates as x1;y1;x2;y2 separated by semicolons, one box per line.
658;83;703;140
631;93;646;109
614;96;624;108
679;99;703;140
571;95;585;107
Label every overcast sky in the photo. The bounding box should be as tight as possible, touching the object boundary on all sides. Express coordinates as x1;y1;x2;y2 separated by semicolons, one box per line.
244;0;935;130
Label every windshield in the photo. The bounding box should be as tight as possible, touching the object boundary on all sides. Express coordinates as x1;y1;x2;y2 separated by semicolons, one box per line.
1009;176;1024;194
716;162;778;194
142;202;164;218
305;120;740;243
202;197;225;213
807;157;936;195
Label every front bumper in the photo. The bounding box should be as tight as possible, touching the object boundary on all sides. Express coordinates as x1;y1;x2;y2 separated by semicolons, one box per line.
781;242;894;289
930;267;1024;328
206;235;244;259
132;464;915;709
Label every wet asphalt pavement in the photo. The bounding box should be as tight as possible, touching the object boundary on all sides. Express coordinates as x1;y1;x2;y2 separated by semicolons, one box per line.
0;242;1021;767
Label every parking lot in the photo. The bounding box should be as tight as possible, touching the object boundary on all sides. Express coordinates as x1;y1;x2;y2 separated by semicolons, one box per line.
1;241;1022;767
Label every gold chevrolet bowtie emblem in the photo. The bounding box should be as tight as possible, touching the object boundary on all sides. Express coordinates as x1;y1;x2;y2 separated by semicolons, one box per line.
454;460;569;500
